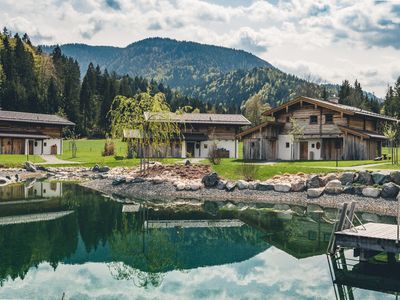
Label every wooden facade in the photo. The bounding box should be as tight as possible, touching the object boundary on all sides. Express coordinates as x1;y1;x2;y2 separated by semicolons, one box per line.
0;110;74;155
239;96;397;161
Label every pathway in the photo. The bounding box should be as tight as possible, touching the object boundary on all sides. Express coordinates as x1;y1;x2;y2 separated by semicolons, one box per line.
38;155;81;165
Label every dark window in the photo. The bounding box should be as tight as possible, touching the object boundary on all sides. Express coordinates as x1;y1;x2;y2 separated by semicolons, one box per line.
325;114;333;124
44;142;47;147
311;143;315;148
286;116;290;122
195;143;200;149
308;230;317;240
316;142;321;150
285;142;290;148
310;116;318;124
34;142;38;147
204;144;208;149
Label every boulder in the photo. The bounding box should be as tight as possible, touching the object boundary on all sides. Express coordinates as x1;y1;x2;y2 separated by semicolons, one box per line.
325;180;343;194
274;183;291;192
357;171;373;185
291;181;306;192
237;180;249;190
390;171;400;185
112;177;126;186
92;164;100;172
225;181;236;192
151;177;163;184
381;182;400;199
307;175;322;189
343;185;355;194
185;159;191;166
362;187;381;198
371;172;390;185
256;183;274;191
24;161;37;172
190;183;202;191
307;187;324;198
248;182;259;190
98;166;110;173
339;172;355;185
321;173;337;185
354;185;365;196
202;172;220;188
217;180;227;190
131;177;146;184
176;183;186;191
0;177;9;186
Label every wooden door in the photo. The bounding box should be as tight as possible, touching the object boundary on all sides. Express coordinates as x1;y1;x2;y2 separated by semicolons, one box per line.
29;140;34;155
51;144;57;155
300;141;308;160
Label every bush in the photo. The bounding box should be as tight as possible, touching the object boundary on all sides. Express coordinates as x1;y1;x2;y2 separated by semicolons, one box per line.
102;139;115;156
208;144;221;165
114;155;124;160
239;163;260;181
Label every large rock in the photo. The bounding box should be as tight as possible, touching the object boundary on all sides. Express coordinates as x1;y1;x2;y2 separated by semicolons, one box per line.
24;161;37;172
274;183;291;192
325;180;343;194
354;185;366;196
307;187;324;198
0;177;9;186
98;166;110;173
371;172;390;185
256;183;274;191
225;181;236;192
321;173;338;186
307;175;322;189
362;187;381;198
217;180;227;190
176;183;186;191
291;180;306;192
248;181;259;190
237;180;249;190
343;185;355;194
339;172;355;185
390;171;400;185
381;182;400;199
190;183;202;191
357;171;373;185
112;177;126;186
202;172;220;188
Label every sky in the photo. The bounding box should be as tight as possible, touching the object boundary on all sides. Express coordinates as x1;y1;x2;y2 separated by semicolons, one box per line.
1;0;400;97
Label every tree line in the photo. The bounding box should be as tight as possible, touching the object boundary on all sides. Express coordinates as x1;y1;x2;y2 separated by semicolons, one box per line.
0;29;207;137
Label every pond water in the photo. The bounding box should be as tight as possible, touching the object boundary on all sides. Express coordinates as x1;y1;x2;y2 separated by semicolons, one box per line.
0;181;399;299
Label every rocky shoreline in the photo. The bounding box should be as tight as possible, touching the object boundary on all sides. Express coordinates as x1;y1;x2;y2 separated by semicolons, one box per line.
2;162;400;217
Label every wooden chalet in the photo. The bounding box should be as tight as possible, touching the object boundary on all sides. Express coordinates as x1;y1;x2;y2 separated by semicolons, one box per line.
0;110;74;155
239;96;398;161
124;112;250;159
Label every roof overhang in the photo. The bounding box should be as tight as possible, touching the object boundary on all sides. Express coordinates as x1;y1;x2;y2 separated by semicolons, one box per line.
338;126;388;140
237;121;284;139
0;133;50;139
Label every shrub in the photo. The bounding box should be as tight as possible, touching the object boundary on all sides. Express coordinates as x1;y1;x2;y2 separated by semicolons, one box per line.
102;139;115;156
239;163;260;181
208;144;221;165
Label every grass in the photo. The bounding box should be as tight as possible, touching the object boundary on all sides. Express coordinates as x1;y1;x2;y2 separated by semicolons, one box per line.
0;155;45;167
209;159;345;180
56;139;181;167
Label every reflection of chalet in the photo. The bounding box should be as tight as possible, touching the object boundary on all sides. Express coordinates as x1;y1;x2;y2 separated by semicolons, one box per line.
0;181;62;201
239;96;398;160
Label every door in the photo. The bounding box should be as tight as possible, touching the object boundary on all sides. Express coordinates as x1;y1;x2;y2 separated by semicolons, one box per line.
186;142;195;158
28;140;34;155
300;141;308;160
51;144;57;155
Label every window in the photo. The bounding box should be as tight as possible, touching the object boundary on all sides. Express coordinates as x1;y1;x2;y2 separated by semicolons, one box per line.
309;116;318;124
34;141;38;147
44;142;47;147
316;142;321;150
204;144;208;149
286;116;290;122
325;114;333;124
311;143;315;148
285;142;290;148
195;143;200;149
308;230;317;240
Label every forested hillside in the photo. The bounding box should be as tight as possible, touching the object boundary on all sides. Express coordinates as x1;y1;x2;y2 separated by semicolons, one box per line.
0;31;206;137
42;38;270;90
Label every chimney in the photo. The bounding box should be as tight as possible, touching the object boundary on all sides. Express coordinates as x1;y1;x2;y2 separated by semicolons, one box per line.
327;96;339;104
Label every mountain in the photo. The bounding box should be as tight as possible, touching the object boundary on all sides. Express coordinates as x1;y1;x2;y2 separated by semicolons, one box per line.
41;38;271;90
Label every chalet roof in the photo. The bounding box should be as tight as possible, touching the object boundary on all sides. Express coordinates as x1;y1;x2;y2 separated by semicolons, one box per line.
237;120;284;139
144;112;251;126
0;110;75;126
263;96;398;122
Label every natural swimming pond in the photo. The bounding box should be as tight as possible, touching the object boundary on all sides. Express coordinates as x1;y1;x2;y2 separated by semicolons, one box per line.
0;181;399;299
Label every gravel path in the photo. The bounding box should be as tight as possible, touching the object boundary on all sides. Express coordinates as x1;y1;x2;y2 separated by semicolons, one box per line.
81;179;400;217
38;155;81;165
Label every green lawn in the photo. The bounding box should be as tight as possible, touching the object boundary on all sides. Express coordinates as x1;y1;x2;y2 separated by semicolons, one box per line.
0;155;45;168
277;160;378;167
56;139;181;167
209;159;345;180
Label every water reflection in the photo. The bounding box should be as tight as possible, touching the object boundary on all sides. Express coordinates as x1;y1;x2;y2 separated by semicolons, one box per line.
0;181;399;299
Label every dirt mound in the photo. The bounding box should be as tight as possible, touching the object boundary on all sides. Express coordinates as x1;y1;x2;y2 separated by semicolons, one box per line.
144;164;211;180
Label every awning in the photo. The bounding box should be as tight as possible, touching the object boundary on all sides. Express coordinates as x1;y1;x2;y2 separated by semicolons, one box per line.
0;133;50;139
183;133;208;141
338;126;387;140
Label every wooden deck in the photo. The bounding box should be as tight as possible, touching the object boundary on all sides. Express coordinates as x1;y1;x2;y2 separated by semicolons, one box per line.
335;222;400;253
